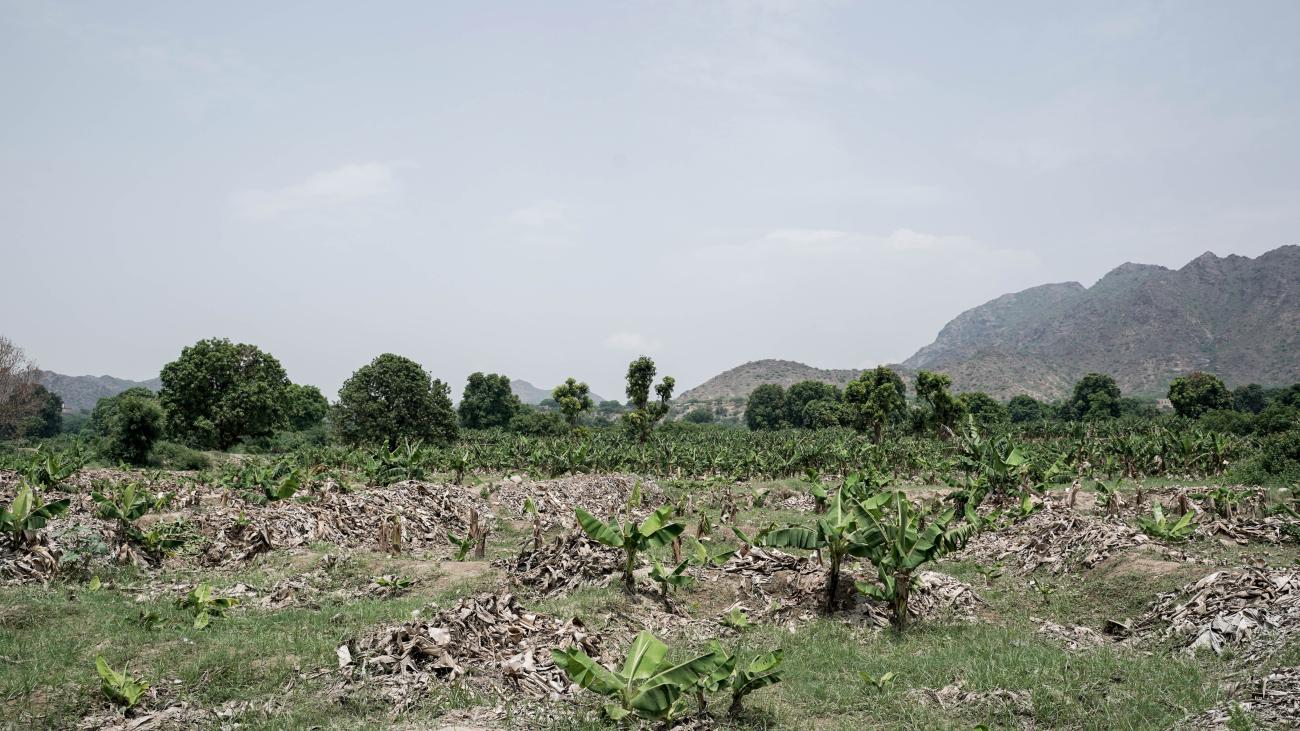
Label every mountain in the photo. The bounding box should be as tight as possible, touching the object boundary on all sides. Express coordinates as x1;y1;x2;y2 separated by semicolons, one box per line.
675;359;864;420
510;379;605;406
902;245;1300;399
678;246;1300;410
36;371;162;413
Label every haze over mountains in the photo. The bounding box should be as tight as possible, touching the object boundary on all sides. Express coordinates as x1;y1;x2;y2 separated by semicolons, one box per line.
36;246;1299;414
678;246;1300;407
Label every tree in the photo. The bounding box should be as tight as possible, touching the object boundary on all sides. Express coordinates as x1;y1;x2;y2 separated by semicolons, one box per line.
91;388;156;436
622;357;674;443
801;399;844;429
159;338;291;449
956;391;1007;427
843;367;907;443
1234;384;1268;414
1067;373;1121;420
683;406;715;424
785;381;840;428
0;336;42;440
284;384;330;431
335;354;457;447
1168;372;1233;419
508;405;570;436
552;378;594;427
101;392;163;465
23;385;62;438
914;371;962;436
744;384;787;431
1007;394;1046;423
458;372;520;429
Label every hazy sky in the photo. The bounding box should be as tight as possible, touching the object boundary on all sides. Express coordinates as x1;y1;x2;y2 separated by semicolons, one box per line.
4;1;1298;400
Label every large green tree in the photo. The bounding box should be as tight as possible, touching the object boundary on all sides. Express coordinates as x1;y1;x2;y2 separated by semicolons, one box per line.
621;356;674;442
1233;384;1268;414
159;338;291;449
956;391;1008;427
101;391;163;465
552;378;594;427
335;354;458;447
23;385;62;438
843;367;906;443
785;381;841;428
745;384;788;431
458;372;520;429
1067;373;1121;420
1007;394;1046;423
284;383;330;431
914;371;962;436
1168;372;1233;419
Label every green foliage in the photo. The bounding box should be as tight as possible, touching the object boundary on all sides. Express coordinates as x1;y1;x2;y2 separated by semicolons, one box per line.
853;490;978;629
844;367;907;443
801;398;844;429
283;383;330;431
915;371;963;436
22;385;62;438
956;391;1008;427
745;384;788;431
146;441;211;471
159;338;292;450
507;406;569;437
649;558;694;597
447;530;474;560
552;377;594;427
552;630;722;721
785;381;841;428
1068;373;1122;420
1007;394;1047;423
622;357;674;442
1233;384;1268;414
177;583;238;629
1137;504;1197;542
1;482;70;545
458;372;520;429
859;670;896;691
334;353;458;448
575;500;684;592
20;443;87;487
100;392;163;466
1168;372;1233;419
683;406;715;424
756;487;870;611
95;656;150;709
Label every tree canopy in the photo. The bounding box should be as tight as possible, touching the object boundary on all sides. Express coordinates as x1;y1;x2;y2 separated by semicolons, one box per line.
552;378;594;427
843;367;906;442
785;381;841;428
334;353;457;447
745;384;787;431
458;372;520;429
1067;373;1121;420
284;383;330;431
1007;394;1046;423
1168;372;1233;419
159;338;291;449
914;371;962;436
622;356;674;442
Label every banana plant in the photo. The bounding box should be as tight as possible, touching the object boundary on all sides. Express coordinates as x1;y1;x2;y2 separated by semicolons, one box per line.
648;558;694;599
22;444;85;488
1;482;69;546
96;656;150;709
91;481;156;542
575;504;685;592
859;670;896;692
446;531;474;561
177;583;238;629
552;630;720;721
853;490;978;630
1137;504;1197;542
726;648;784;716
754;489;868;611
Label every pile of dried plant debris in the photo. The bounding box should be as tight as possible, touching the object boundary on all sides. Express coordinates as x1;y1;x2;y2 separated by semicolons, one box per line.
336;592;602;709
910;683;1034;720
1131;568;1300;662
1185;666;1300;730
957;506;1163;574
496;530;623;597
489;473;665;529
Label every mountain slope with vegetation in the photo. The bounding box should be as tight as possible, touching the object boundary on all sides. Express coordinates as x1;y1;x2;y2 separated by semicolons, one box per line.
904;245;1300;399
36;371;162;413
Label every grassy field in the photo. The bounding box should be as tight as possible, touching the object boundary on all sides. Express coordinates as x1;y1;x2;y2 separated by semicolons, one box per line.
2;472;1297;730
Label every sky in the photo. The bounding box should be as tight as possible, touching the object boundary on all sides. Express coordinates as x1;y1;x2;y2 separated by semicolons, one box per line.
3;1;1298;401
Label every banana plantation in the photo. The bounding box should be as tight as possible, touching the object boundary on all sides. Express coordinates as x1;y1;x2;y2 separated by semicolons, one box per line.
1;420;1298;730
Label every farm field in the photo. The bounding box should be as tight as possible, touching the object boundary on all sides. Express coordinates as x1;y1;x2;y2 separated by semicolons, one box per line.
3;430;1299;730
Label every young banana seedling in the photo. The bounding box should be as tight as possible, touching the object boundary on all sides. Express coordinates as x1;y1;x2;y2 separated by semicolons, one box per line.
177;583;239;629
96;656;150;710
1;481;69;547
575;500;685;593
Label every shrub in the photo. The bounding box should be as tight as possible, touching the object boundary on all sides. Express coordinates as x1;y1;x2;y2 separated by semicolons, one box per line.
147;441;211;471
100;394;163;466
1169;372;1233;419
507;407;569;437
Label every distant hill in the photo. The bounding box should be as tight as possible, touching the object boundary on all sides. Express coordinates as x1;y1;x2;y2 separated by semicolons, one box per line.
36;371;162;412
904;245;1300;399
510;379;605;406
678;246;1300;412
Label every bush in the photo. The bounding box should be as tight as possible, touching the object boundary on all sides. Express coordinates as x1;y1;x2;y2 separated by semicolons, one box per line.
1227;429;1300;485
334;353;458;447
1198;409;1254;435
508;407;569;437
146;441;212;471
683;407;715;424
100;394;163;465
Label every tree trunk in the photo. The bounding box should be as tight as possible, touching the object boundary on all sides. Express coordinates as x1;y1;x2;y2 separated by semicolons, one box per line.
891;572;910;630
623;546;637;593
825;552;841;612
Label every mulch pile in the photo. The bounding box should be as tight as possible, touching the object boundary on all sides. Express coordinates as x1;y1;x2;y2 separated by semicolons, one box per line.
335;592;602;708
489;474;666;529
1184;666;1300;730
1131;568;1300;663
495;529;623;597
957;507;1160;574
